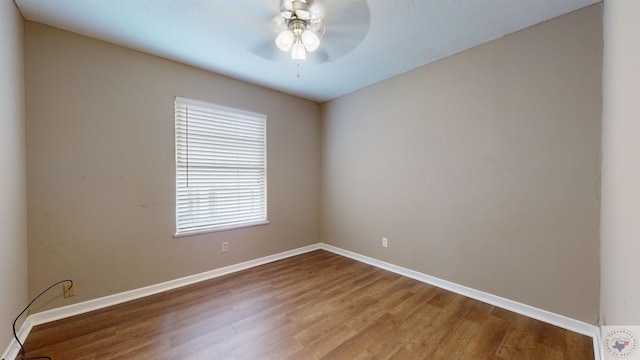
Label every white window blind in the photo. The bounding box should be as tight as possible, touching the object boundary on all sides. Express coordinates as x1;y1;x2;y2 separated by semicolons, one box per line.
175;97;267;235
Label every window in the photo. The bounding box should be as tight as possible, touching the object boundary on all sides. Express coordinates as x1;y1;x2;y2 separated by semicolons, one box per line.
175;97;267;236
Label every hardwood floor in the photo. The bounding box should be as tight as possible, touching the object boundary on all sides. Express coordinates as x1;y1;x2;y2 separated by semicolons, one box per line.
19;250;594;359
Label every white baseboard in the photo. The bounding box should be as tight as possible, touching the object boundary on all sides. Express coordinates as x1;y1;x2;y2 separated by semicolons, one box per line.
595;329;604;360
1;317;34;360
318;243;602;360
3;242;601;360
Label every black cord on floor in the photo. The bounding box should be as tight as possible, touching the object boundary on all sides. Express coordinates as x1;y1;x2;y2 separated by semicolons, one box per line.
12;279;73;360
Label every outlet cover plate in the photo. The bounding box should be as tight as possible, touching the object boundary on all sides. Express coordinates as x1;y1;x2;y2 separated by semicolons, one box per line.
63;283;75;298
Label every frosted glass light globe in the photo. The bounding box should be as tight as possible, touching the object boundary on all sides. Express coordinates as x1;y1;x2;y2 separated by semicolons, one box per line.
291;42;307;60
301;30;319;52
275;30;294;51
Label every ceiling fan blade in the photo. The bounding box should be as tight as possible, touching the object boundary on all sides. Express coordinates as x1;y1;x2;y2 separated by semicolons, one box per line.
316;0;370;62
219;0;289;40
306;47;330;64
319;32;366;62
319;0;370;31
251;38;290;61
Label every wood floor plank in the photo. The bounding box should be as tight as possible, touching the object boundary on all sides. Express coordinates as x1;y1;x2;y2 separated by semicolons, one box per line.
566;330;596;359
465;315;510;358
342;287;413;333
319;312;403;360
491;304;519;322
387;287;438;320
292;295;377;347
287;324;357;360
396;320;449;359
230;321;303;360
18;250;594;360
368;304;440;359
430;317;482;359
535;321;569;353
495;315;541;359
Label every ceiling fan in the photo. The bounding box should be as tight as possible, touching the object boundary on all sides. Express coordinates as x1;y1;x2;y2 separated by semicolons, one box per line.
252;0;371;65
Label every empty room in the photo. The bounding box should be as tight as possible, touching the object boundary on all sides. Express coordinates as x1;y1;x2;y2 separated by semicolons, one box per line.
1;0;639;359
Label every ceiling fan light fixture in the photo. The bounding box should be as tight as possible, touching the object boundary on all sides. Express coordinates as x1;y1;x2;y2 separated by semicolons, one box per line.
291;41;306;60
295;10;311;20
276;0;322;64
280;0;294;19
301;30;319;52
275;29;294;51
293;0;312;20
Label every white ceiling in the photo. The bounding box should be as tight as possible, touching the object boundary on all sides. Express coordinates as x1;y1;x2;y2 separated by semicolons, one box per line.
15;0;599;103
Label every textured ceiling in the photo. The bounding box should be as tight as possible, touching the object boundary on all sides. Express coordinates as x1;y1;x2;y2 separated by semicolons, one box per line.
15;0;600;103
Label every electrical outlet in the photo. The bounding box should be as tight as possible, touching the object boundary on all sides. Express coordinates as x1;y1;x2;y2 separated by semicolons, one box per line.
221;242;229;253
382;237;388;248
63;283;75;298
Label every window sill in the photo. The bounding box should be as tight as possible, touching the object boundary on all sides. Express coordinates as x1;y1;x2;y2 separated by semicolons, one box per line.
174;220;269;238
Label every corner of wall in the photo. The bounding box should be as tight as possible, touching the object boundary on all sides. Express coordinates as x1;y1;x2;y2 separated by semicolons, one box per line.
0;0;28;355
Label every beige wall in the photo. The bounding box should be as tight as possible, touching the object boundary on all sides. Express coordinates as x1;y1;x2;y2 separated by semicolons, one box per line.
321;5;602;323
0;0;27;349
601;0;640;326
25;23;320;310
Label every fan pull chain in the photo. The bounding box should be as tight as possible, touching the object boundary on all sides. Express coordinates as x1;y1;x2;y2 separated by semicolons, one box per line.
296;61;301;78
